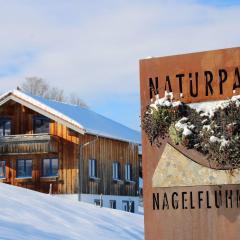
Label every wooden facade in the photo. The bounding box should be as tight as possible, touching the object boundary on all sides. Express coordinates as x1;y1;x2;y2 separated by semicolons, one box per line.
0;100;139;196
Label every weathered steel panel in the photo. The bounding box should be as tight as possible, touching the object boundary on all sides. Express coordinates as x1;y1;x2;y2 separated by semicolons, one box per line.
140;47;240;240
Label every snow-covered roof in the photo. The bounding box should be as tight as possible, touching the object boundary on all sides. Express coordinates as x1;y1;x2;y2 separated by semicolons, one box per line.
0;90;141;144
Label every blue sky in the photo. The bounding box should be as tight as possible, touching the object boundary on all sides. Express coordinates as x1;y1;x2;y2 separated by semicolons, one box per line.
199;0;240;6
0;0;239;130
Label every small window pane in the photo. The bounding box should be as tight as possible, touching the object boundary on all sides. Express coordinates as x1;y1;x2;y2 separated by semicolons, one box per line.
0;161;6;178
125;163;132;181
4;120;11;136
117;163;120;179
92;160;95;177
25;160;32;177
35;119;42;128
0;119;11;136
40;120;50;133
110;200;116;209
88;160;92;177
17;160;32;178
43;159;50;176
34;117;50;133
113;162;120;179
112;163;115;179
0;127;3;136
51;159;58;176
130;201;135;213
125;164;128;180
17;160;25;177
122;201;129;212
122;200;134;212
94;199;103;207
94;199;101;206
43;158;58;177
89;159;96;178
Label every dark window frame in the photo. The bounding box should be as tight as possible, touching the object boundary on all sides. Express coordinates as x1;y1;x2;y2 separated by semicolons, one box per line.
125;163;132;181
89;159;97;178
122;200;130;212
109;200;116;209
42;158;59;177
16;159;32;178
0;160;6;178
94;199;103;207
122;200;135;213
33;116;50;134
0;118;11;136
112;161;120;180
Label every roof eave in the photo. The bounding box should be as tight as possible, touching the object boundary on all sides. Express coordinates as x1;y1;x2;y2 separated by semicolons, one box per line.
85;130;141;145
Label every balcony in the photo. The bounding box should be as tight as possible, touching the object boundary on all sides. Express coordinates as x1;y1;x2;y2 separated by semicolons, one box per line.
0;134;58;155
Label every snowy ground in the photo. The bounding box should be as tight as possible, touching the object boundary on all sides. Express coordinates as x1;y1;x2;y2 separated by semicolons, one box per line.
0;183;144;240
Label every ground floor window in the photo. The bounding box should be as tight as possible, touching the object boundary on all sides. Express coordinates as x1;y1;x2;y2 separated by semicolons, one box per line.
125;163;132;181
112;162;120;180
17;159;32;178
94;199;103;207
89;159;97;178
122;200;135;213
0;160;6;178
109;200;116;209
42;158;58;177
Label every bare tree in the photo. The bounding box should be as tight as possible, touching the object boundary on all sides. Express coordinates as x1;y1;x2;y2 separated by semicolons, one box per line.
20;77;88;108
46;87;65;102
21;77;49;97
69;93;88;108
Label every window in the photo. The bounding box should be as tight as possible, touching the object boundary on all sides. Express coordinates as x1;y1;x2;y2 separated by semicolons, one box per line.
0;160;6;178
122;200;135;213
125;163;132;181
0;118;11;136
16;160;32;178
89;159;97;178
33;116;50;133
112;162;120;180
122;201;129;212
94;199;103;207
42;158;58;177
110;200;116;209
129;201;135;213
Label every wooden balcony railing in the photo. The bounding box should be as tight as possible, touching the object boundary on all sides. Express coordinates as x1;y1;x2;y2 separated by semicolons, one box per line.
0;134;58;155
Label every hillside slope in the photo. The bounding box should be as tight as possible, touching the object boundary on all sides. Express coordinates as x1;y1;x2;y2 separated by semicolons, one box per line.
0;183;143;240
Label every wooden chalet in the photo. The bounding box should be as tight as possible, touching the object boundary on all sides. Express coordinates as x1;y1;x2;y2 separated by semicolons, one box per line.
0;90;140;212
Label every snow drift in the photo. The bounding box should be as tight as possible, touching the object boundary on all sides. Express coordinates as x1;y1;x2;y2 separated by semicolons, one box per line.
0;183;143;240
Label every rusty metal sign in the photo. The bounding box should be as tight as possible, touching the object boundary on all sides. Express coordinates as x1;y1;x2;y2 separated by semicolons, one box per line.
140;47;240;240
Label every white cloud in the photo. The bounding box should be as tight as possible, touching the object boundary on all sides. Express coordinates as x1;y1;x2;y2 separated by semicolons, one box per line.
0;0;239;105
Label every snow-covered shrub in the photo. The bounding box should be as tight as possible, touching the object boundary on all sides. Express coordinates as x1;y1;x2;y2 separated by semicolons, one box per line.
142;105;173;147
142;95;240;169
142;95;184;147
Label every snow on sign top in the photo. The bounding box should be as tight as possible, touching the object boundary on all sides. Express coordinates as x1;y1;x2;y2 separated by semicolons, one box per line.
0;89;141;144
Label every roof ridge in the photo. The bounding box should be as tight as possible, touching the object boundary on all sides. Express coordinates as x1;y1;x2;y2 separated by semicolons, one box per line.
18;89;81;107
